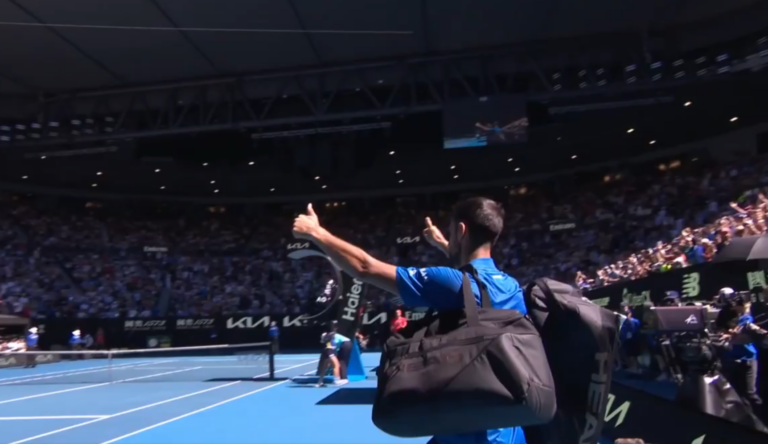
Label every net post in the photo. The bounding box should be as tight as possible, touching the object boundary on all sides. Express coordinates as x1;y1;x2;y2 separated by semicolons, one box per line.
108;350;113;383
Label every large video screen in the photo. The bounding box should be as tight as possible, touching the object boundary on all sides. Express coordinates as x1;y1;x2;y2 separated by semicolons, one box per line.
443;95;528;149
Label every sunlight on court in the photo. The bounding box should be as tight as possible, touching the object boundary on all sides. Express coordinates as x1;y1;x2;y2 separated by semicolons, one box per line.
0;352;423;444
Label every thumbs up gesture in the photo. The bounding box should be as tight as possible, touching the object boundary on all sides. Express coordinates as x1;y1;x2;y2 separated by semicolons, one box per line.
292;203;323;240
422;217;449;254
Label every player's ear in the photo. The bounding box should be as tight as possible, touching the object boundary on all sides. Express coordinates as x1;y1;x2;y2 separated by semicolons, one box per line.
458;222;467;240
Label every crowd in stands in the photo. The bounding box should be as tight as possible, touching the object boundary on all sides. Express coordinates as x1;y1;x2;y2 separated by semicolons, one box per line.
1;154;768;319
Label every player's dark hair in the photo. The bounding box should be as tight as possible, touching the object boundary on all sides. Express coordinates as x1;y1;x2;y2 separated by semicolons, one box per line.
450;197;505;249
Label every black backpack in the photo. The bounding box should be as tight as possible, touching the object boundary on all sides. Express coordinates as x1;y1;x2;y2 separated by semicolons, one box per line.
522;279;621;444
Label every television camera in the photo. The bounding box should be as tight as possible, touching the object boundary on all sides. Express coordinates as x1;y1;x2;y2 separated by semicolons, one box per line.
636;302;767;432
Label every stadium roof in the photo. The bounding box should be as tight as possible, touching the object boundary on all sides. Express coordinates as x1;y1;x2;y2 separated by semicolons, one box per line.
0;0;765;95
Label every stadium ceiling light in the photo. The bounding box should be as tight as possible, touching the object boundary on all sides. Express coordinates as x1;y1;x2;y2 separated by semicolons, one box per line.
378;80;383;84
210;180;216;184
399;179;404;184
571;155;577;159
203;163;208;166
453;175;459;179
322;185;327;189
160;186;165;190
96;172;102;176
92;184;97;188
507;158;513;162
389;151;395;155
684;101;692;107
214;189;219;193
730;116;739;122
627;128;635;134
248;161;254;166
155;169;161;173
450;165;456;170
40;156;46;159
649;140;656;145
22;176;28;179
556;137;562;141
395;170;401;174
514;168;521;172
270;188;275;192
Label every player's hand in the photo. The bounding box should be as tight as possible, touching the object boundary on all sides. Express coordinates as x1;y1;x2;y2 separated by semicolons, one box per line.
422;217;449;253
293;203;323;240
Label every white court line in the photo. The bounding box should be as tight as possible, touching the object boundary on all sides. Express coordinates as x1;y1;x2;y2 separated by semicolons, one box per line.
0;362;174;386
7;360;318;444
100;368;319;444
0;366;201;406
0;416;109;420
0;361;159;383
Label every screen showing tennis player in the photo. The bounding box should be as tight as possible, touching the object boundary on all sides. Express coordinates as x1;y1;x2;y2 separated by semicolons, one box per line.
443;95;529;149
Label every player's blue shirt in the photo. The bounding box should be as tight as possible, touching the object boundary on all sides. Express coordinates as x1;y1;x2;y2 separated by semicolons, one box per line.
26;333;38;348
268;325;279;339
396;257;527;444
729;314;758;361
69;334;81;346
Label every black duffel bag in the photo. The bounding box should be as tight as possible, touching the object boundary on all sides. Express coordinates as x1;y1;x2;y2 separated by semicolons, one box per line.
372;272;557;437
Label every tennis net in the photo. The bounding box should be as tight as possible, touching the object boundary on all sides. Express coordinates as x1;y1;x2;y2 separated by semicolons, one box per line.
0;342;275;385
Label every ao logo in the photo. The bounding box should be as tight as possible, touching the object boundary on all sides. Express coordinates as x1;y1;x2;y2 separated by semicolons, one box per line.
681;272;700;299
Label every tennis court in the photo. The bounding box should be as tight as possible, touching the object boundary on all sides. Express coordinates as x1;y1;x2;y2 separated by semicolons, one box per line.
0;350;422;444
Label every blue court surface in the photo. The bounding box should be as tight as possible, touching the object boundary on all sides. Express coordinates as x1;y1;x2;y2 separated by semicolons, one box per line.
0;353;616;444
0;353;426;444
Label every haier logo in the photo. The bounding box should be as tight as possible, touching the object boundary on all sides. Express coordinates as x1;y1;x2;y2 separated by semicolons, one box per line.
287;243;310;250
396;237;420;244
226;316;270;329
685;315;699;325
341;278;364;321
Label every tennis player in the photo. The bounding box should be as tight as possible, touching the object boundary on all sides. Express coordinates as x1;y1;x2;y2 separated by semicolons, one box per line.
293;198;528;444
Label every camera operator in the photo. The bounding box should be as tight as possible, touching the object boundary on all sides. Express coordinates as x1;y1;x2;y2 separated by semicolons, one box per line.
717;291;763;410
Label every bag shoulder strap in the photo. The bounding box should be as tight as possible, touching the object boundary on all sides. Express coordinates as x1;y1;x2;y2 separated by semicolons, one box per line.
460;263;493;308
462;273;481;327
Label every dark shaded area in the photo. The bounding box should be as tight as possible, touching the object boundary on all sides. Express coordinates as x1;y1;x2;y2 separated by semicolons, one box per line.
316;388;376;405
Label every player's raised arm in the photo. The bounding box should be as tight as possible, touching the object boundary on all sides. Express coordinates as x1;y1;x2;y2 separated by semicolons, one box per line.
292;204;399;296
